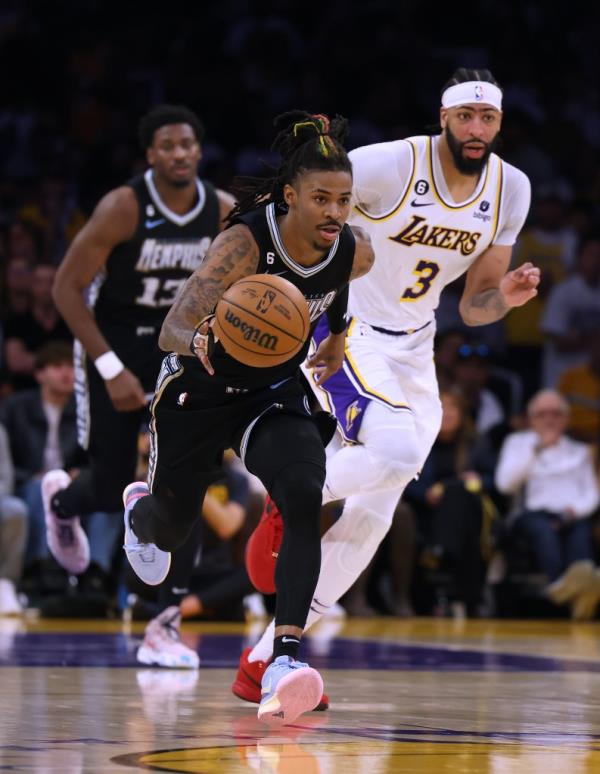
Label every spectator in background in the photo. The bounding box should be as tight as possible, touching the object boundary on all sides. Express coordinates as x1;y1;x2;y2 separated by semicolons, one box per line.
405;387;499;618
558;336;600;444
504;186;576;399
453;343;514;446
495;389;599;616
540;233;600;387
2;263;72;391
17;176;86;265
1;255;34;319
0;342;120;599
0;422;27;615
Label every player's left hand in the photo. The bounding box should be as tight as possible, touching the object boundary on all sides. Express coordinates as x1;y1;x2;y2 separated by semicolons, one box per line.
500;262;540;307
306;332;346;385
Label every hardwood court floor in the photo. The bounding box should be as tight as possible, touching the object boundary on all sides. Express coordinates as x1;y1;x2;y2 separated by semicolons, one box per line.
2;616;600;772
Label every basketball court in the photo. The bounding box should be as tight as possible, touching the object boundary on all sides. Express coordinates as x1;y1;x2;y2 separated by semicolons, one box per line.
3;615;600;772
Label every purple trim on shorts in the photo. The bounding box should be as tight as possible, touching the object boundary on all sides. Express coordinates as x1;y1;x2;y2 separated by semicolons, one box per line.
312;317;369;443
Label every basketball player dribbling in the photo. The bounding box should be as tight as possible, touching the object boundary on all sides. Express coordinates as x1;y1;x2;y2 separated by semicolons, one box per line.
122;111;374;726
236;68;541;701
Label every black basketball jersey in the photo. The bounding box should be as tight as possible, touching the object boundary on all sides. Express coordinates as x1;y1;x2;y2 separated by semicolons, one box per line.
91;169;220;328
184;201;356;389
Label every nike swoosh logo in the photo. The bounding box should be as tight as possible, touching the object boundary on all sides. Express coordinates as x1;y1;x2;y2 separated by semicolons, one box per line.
281;636;299;644
410;199;434;207
145;218;166;229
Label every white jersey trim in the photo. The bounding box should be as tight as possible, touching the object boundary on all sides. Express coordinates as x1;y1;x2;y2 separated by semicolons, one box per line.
428;135;492;210
353;140;417;222
144;169;206;226
266;202;339;277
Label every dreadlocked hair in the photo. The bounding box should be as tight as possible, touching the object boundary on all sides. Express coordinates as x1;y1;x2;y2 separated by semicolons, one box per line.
226;110;351;224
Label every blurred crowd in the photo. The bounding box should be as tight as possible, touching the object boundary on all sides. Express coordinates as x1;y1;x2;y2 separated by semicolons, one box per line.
1;0;600;621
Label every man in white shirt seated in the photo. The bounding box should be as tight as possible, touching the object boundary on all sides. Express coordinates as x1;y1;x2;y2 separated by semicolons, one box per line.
495;389;599;615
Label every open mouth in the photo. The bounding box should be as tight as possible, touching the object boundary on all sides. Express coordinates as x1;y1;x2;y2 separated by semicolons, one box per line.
318;225;341;241
463;144;486;158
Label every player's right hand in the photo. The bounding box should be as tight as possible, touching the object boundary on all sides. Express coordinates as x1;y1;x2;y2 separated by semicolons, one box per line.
191;316;217;376
105;369;148;411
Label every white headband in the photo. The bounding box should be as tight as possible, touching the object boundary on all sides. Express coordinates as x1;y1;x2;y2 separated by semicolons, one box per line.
442;81;502;111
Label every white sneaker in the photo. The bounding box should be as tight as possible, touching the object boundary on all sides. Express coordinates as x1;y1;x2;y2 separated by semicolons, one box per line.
42;469;90;574
0;579;22;615
137;606;200;668
122;482;170;586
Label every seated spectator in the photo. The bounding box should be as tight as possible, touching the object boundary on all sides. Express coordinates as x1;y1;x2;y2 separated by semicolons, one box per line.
404;387;499;618
0;422;27;615
0;342;120;601
453;342;523;447
495;389;599;616
557;336;600;444
3;262;72;391
540;233;600;387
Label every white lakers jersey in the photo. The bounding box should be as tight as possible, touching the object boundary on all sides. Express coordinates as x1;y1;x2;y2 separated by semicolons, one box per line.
347;135;531;330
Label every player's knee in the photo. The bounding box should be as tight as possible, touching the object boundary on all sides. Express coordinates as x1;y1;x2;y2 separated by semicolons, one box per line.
363;437;421;491
272;463;325;527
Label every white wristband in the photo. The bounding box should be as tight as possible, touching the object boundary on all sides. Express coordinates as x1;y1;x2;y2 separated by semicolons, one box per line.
95;351;125;381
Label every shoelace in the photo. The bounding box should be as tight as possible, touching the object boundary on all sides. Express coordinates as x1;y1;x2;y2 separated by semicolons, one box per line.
162;612;183;643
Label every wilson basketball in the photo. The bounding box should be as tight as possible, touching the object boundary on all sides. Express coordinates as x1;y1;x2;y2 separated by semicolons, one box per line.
213;274;310;367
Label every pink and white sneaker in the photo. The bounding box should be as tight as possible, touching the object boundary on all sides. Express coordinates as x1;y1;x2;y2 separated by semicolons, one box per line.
123;482;170;586
42;469;90;575
137;606;200;669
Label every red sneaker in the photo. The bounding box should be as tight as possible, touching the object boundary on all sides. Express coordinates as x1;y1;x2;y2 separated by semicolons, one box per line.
232;647;329;710
245;495;283;595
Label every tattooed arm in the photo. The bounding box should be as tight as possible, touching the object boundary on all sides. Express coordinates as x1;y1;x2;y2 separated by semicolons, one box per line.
159;224;259;355
459;244;540;326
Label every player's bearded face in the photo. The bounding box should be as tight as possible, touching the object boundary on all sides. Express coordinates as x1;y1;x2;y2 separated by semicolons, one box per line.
445;124;500;175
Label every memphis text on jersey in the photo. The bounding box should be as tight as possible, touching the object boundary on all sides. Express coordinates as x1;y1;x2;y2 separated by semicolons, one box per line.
390;215;482;256
135;237;212;272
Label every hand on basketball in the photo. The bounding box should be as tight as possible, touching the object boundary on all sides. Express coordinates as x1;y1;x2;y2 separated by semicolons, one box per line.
306;332;346;385
500;262;540;307
191;316;217;376
105;368;148;412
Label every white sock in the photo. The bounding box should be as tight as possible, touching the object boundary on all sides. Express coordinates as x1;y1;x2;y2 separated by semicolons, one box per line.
248;487;402;663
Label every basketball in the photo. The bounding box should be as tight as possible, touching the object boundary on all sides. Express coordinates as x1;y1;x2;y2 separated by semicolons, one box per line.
213;274;310;367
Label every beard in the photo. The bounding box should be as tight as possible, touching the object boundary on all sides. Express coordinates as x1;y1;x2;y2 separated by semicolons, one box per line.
445;125;500;175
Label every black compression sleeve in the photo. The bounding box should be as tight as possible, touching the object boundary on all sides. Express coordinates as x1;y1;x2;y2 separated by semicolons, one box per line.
326;284;349;334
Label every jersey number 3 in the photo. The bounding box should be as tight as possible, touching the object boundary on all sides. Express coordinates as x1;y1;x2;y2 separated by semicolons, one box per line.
401;260;440;301
136;277;187;307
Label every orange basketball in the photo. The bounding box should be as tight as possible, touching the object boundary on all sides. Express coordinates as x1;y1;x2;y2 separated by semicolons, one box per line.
213;274;310;367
